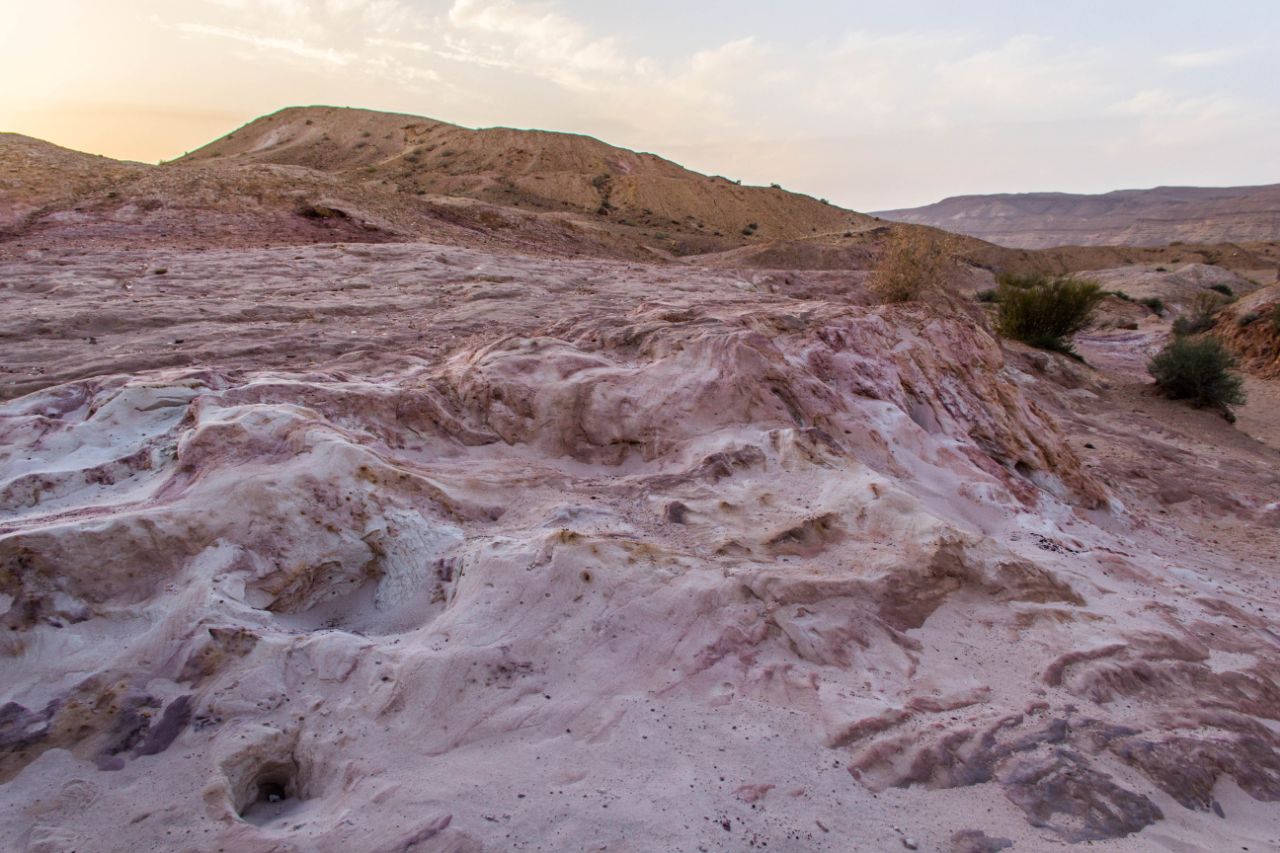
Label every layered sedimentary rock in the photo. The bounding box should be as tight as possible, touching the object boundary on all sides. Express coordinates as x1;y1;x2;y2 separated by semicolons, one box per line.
2;244;1279;851
877;185;1280;249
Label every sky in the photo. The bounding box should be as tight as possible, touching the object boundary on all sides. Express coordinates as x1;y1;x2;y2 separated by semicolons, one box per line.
2;0;1278;210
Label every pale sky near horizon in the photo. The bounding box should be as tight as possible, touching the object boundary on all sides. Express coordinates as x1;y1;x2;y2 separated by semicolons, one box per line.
2;0;1278;210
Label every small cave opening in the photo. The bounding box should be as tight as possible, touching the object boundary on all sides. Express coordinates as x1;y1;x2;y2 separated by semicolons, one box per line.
259;780;287;803
237;760;306;827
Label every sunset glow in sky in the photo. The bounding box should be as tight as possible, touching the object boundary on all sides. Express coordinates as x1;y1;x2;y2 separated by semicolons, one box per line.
3;0;1278;209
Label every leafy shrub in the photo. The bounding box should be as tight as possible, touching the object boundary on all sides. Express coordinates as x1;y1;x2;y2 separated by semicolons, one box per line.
975;288;999;303
1238;311;1261;327
1139;297;1166;315
995;275;1103;357
1208;283;1235;297
1110;290;1134;302
868;229;956;303
1148;337;1245;413
1172;292;1229;336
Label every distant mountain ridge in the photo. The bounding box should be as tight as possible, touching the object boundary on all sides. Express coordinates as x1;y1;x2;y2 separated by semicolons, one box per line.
876;184;1280;248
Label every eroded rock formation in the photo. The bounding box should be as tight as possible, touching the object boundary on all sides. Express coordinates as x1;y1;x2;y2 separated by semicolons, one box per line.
2;242;1279;851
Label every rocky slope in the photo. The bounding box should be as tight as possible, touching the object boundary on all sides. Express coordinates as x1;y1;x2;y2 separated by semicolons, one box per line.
0;109;886;265
1218;282;1280;379
2;241;1280;852
8;113;1280;284
180;106;872;246
877;184;1280;248
0;134;147;233
0;132;690;262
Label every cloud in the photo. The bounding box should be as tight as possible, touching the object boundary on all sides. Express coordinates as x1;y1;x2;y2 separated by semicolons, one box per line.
1162;48;1243;69
1108;87;1247;122
443;0;633;89
173;22;354;66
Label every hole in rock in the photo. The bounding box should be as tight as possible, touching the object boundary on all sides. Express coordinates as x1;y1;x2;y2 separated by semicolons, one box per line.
260;781;286;803
238;762;307;826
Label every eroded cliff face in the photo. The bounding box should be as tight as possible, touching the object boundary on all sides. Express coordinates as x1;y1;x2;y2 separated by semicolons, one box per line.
1;244;1279;852
1219;284;1280;380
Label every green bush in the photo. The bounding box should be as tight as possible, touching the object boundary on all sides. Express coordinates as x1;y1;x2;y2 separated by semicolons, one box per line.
975;288;999;303
995;275;1103;357
1208;283;1234;297
1139;297;1166;315
1148;337;1245;413
1238;311;1261;326
1110;290;1134;302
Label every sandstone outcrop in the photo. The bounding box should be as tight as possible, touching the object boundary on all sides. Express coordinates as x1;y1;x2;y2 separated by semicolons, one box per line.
3;241;1279;850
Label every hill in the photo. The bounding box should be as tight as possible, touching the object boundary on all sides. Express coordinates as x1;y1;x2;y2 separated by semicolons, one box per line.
0;133;147;232
8;109;1279;280
876;184;1280;248
1;106;877;261
179;105;874;248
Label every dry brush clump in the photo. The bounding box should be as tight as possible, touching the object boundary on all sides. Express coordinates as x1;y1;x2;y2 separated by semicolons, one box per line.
867;228;960;303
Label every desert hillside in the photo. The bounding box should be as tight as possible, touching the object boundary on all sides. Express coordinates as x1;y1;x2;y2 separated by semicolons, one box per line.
6;110;1279;282
1;107;884;263
2;107;1280;853
878;184;1280;248
181;106;874;246
0;133;147;231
